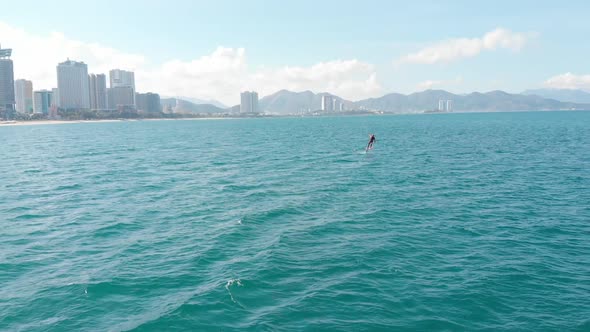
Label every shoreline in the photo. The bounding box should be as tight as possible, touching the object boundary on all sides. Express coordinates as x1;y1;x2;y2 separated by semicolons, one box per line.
0;117;230;127
1;109;588;127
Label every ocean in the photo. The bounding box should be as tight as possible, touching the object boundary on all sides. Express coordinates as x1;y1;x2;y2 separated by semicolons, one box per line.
1;112;589;331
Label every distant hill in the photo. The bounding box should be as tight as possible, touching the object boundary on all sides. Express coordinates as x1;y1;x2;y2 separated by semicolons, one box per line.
355;90;456;112
354;89;589;113
163;96;227;109
160;98;227;114
522;89;590;104
259;89;351;114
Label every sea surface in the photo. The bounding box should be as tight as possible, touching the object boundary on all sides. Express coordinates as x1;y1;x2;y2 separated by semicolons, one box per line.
1;112;589;331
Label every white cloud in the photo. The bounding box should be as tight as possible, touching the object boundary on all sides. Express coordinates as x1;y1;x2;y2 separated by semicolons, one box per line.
544;72;590;90
138;47;248;105
416;77;463;90
0;21;383;105
250;60;383;101
0;22;146;90
417;80;442;90
397;28;531;65
141;54;383;104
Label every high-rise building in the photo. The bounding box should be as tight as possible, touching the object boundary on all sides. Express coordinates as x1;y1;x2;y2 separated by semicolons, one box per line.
0;46;15;117
51;88;59;108
332;98;343;112
446;100;453;112
240;91;259;113
109;69;135;106
88;75;96;109
321;95;334;112
33;90;53;115
437;99;453;112
240;92;249;113
136;92;161;113
49;88;59;118
57;59;90;109
89;74;108;110
107;86;135;109
109;69;135;89
14;79;33;114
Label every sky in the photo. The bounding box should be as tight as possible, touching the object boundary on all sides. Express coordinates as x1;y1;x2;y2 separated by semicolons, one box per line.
2;0;590;105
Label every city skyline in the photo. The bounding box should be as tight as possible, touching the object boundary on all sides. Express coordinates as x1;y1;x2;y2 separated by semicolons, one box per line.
2;1;590;105
0;48;165;117
1;46;589;118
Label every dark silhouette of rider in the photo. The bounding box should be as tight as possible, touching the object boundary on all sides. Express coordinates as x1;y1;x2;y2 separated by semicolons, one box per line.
367;134;376;150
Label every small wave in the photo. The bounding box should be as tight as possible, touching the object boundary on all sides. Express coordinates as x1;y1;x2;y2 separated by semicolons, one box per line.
13;213;48;220
225;279;245;307
241;206;304;225
141;184;164;190
5;206;31;213
55;184;82;191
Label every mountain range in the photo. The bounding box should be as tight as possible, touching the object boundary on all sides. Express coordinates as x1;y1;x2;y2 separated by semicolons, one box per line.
162;89;590;115
160;98;226;114
258;89;590;114
163;96;227;109
522;88;590;104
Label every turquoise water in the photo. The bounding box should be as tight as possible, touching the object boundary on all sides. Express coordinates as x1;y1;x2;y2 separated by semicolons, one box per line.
1;112;589;331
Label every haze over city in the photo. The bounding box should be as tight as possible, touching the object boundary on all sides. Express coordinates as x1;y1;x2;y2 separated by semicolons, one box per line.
2;0;590;105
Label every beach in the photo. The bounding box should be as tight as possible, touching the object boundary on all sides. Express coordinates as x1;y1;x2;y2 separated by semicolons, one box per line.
0;117;231;126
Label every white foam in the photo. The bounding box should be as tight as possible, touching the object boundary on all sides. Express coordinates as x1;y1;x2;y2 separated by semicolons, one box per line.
225;279;244;306
225;278;243;289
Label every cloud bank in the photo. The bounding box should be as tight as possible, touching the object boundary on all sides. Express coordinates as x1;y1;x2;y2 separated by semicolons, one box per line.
0;22;147;88
397;28;531;65
0;21;382;105
544;72;590;90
